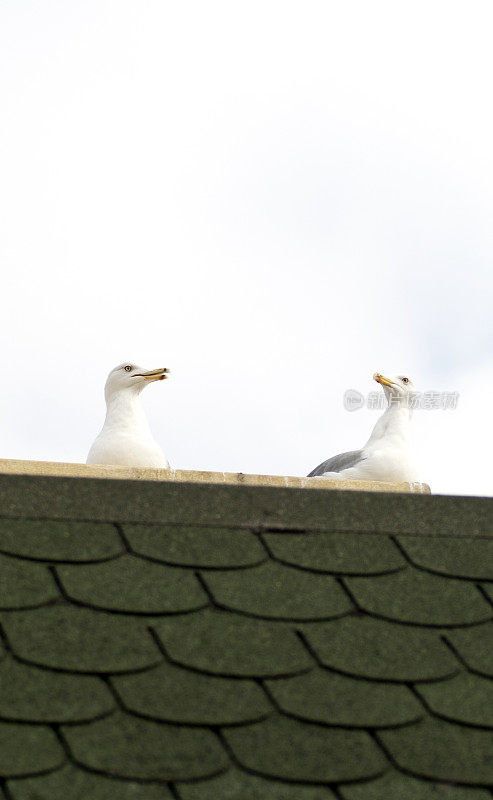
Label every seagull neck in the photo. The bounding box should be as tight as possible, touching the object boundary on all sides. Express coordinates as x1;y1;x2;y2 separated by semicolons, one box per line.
367;403;412;446
104;391;149;432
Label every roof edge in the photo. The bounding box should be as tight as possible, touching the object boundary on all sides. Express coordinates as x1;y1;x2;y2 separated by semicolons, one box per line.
0;459;430;494
0;471;490;535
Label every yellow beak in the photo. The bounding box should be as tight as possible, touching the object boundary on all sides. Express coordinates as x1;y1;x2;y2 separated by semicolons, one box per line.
373;372;394;388
133;368;170;381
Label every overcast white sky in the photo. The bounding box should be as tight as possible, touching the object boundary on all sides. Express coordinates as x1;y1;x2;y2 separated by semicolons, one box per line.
1;1;492;497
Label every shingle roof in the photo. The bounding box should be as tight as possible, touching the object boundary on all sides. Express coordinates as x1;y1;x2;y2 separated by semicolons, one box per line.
0;474;492;799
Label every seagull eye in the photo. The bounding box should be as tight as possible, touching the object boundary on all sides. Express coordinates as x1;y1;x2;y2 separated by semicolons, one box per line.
401;377;409;384
124;365;132;372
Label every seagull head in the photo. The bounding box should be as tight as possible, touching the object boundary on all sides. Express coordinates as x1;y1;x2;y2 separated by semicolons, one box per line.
373;372;416;408
104;363;170;402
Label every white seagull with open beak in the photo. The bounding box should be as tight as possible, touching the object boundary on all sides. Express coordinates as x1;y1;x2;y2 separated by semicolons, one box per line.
87;363;170;468
308;372;420;482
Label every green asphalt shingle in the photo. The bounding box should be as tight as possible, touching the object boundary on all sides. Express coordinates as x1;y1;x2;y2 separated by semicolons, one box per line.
378;717;493;784
62;712;229;781
339;772;492;800
263;530;405;574
8;766;174;800
301;614;459;681
0;721;64;777
397;534;493;579
176;768;337;799
0;553;59;609
344;567;492;625
416;671;493;727
446;623;493;677
265;667;423;727
112;660;270;725
223;715;387;783
0;657;114;722
1;605;162;673
152;608;313;677
201;560;352;620
0;518;123;561
124;523;266;567
56;554;208;614
0;473;491;798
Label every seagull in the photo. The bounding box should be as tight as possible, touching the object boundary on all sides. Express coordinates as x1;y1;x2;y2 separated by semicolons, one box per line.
87;363;170;468
308;372;419;482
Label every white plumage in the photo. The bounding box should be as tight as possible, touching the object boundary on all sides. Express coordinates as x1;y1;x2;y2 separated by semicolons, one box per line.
308;372;419;482
87;362;170;468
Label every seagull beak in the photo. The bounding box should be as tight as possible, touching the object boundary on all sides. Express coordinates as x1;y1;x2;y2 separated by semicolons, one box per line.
133;368;170;382
373;372;394;387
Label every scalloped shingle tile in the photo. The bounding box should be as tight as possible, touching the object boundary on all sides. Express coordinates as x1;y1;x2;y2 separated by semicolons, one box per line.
0;553;59;609
397;535;493;580
0;657;114;722
265;667;423;727
0;519;123;562
152;608;312;677
201;560;353;620
446;623;493;677
56;554;208;614
176;767;337;799
339;771;492;799
124;523;266;568
264;531;405;574
0;721;64;777
8;765;173;799
416;670;493;727
223;715;388;783
112;660;270;725
344;568;493;625
379;717;493;784
1;605;161;673
302;615;458;681
62;711;229;780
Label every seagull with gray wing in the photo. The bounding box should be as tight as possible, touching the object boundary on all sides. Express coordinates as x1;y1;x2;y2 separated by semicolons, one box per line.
308;372;420;482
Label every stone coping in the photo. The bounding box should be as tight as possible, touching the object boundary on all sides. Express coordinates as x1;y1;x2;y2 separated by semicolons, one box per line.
0;459;430;494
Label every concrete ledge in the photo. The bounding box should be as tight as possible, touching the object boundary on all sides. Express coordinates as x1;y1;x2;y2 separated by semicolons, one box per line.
0;459;430;494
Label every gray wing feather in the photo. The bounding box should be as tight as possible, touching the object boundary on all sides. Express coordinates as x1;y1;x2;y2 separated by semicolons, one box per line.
307;449;366;477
